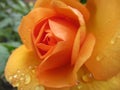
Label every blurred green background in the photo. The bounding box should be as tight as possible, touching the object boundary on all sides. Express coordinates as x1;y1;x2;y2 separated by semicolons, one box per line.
0;0;34;89
0;0;86;90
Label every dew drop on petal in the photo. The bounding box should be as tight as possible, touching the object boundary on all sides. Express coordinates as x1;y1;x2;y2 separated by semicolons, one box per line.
32;70;35;73
17;70;21;73
77;85;82;89
20;77;24;81
110;31;120;45
13;82;20;87
96;56;101;61
24;74;31;85
13;74;18;79
110;39;115;44
28;65;36;73
82;73;93;82
96;54;105;61
35;85;45;90
28;66;33;70
8;76;13;82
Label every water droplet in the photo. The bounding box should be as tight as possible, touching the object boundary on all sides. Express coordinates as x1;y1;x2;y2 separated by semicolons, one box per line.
32;70;35;73
77;85;82;89
96;56;101;61
110;39;115;44
24;74;31;84
96;54;104;61
35;85;45;90
13;74;18;79
28;65;36;73
17;70;21;73
8;76;13;82
20;77;24;81
82;73;93;82
12;82;20;87
110;31;120;45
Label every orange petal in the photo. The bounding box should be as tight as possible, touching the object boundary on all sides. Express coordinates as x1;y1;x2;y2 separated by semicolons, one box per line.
34;0;89;21
85;0;120;80
38;41;71;72
48;18;77;41
37;64;77;88
18;8;56;50
73;33;96;73
5;45;42;90
38;17;78;72
70;7;86;65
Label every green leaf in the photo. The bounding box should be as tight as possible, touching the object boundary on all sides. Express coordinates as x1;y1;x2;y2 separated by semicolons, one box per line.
80;0;87;4
0;44;9;75
1;41;21;53
0;18;12;29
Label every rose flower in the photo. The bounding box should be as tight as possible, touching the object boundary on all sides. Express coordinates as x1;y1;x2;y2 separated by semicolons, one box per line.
5;0;120;90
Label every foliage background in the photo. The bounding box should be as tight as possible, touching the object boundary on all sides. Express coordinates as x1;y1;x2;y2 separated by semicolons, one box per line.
0;0;86;90
0;0;34;89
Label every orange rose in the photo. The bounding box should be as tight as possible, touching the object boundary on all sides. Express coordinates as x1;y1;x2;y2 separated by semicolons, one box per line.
5;0;95;89
5;0;120;90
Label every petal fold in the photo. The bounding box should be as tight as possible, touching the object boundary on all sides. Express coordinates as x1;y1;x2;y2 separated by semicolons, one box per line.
37;64;76;88
34;0;89;21
74;33;96;72
85;0;120;80
19;8;56;50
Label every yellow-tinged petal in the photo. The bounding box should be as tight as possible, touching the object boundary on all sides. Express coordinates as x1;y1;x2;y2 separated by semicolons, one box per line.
85;0;120;80
5;45;42;90
71;68;120;90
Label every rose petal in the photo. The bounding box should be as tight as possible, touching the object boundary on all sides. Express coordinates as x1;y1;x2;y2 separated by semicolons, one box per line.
71;69;120;90
34;0;89;21
38;17;78;72
5;45;41;90
69;7;86;65
38;41;71;72
37;64;77;88
85;0;120;80
37;41;78;88
48;18;77;41
18;8;56;50
73;33;96;73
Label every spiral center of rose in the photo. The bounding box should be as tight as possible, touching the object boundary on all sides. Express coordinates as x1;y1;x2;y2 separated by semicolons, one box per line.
32;17;78;59
42;30;57;46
